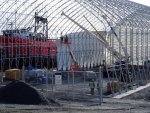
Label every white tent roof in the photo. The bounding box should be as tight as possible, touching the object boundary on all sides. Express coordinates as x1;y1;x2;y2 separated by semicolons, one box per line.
0;0;149;38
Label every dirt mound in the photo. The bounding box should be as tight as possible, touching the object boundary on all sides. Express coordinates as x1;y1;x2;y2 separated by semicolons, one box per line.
144;91;150;101
0;81;56;105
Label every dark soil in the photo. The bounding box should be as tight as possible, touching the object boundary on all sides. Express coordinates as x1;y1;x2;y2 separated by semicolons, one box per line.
0;80;59;105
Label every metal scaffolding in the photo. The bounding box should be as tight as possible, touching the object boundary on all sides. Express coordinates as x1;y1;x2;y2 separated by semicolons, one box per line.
0;0;150;70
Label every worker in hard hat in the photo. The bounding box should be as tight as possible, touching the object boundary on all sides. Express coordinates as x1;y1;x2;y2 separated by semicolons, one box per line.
65;35;68;43
89;79;95;95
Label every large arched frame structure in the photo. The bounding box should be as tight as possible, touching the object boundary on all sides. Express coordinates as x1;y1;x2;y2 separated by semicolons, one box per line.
0;0;150;70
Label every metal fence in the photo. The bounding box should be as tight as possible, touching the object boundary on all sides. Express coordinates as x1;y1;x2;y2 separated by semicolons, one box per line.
17;63;150;106
22;69;103;105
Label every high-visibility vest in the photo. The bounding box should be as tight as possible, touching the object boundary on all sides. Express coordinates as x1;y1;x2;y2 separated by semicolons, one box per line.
89;81;95;88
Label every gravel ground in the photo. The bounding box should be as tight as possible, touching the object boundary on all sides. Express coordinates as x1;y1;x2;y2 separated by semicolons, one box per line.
0;96;150;113
1;80;150;113
125;86;150;101
0;99;149;113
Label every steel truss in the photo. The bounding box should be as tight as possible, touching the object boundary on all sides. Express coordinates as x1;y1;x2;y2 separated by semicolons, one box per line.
0;0;150;71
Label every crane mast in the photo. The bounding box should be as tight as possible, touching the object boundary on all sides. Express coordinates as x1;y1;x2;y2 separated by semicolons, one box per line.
101;15;129;57
61;12;123;60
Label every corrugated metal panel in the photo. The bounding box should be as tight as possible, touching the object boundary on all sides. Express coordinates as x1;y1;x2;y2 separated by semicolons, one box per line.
56;32;104;71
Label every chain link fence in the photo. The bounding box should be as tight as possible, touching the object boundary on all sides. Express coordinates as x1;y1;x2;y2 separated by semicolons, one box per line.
17;63;150;106
0;62;150;106
22;69;103;105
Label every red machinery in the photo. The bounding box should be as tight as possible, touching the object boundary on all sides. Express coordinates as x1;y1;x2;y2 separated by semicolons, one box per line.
0;13;57;70
0;34;57;57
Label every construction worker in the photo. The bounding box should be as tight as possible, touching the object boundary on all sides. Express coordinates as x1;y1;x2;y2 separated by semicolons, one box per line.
60;32;64;43
65;35;68;43
60;36;64;43
89;79;95;95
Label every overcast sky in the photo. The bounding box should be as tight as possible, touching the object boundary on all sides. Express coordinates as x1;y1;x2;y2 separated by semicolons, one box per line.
129;0;150;6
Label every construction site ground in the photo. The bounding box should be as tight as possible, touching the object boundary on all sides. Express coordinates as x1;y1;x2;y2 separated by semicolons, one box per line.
0;97;150;113
0;82;150;113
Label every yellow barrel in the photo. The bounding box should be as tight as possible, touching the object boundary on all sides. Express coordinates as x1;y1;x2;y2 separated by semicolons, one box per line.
5;69;22;80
